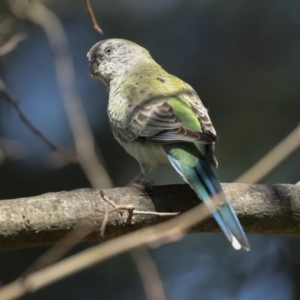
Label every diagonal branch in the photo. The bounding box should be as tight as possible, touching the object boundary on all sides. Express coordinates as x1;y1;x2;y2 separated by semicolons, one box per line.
236;123;300;183
0;33;27;56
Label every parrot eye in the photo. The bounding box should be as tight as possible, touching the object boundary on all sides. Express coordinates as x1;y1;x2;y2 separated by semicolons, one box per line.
104;47;113;55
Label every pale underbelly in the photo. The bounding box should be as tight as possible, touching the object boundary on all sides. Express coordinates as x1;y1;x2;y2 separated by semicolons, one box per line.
122;141;169;166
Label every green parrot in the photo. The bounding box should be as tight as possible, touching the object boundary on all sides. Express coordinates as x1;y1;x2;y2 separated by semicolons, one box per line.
87;39;250;251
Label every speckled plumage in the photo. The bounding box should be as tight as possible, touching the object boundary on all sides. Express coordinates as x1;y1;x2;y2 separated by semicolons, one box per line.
87;39;250;250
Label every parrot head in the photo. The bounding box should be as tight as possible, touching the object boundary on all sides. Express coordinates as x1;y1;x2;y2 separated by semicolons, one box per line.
87;39;151;85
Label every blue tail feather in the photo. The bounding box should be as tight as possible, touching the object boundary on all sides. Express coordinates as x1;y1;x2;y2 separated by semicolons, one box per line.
167;154;250;251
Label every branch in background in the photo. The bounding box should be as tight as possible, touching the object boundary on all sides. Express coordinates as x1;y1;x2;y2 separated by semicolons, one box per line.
85;0;104;35
236;123;300;183
131;250;167;300
0;14;20;53
0;79;78;164
0;183;299;251
9;0;113;188
0;33;26;56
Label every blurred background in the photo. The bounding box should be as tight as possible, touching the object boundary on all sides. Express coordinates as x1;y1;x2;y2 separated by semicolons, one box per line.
0;0;299;299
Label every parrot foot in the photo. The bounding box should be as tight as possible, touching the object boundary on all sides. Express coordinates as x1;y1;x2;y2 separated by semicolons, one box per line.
131;173;153;191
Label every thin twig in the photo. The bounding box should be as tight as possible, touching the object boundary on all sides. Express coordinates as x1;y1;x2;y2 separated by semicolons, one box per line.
100;189;179;217
100;189;117;207
99;207;179;237
85;0;103;35
99;190;179;236
135;211;179;216
100;211;109;237
236;124;300;183
131;250;167;300
0;79;78;164
0;33;27;56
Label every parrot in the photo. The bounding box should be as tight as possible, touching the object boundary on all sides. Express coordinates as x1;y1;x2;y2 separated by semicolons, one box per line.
87;38;250;251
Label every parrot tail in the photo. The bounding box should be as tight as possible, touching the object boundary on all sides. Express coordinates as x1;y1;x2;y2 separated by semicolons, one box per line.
167;154;250;251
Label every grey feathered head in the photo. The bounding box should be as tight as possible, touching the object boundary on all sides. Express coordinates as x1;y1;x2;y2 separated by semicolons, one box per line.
87;39;151;85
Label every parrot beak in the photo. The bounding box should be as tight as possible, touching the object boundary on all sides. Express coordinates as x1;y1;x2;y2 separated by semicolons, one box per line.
87;50;99;78
89;60;99;78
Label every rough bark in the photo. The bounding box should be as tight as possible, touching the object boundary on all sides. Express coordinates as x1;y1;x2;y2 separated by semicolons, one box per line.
0;183;299;251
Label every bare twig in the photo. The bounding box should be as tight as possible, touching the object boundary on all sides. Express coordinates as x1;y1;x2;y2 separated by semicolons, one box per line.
131;250;167;300
10;0;113;188
85;0;103;35
99;189;117;207
236;124;300;183
99;190;179;237
0;33;27;56
100;190;179;220
0;79;78;164
133;211;179;216
99;210;109;237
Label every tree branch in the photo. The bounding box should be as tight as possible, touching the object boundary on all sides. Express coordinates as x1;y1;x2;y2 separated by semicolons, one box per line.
0;183;299;251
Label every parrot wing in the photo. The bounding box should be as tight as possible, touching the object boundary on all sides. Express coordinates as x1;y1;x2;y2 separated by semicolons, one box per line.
114;91;217;145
